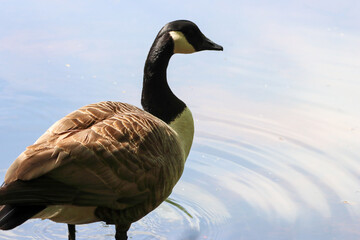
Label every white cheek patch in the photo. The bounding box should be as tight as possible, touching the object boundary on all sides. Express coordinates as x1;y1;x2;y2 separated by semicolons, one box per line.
169;31;196;54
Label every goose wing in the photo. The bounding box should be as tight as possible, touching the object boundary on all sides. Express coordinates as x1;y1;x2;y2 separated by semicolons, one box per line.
3;101;184;209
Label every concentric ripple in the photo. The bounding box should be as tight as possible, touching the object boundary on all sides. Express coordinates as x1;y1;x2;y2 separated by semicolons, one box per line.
1;100;360;240
1;102;360;240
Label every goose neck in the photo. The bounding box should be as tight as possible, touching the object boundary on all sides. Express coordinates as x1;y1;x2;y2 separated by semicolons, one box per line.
141;33;186;124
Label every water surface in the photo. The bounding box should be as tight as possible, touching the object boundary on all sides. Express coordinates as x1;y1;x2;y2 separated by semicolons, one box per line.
0;1;360;239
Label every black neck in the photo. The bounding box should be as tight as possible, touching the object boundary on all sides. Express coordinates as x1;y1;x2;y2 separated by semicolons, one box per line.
141;33;186;124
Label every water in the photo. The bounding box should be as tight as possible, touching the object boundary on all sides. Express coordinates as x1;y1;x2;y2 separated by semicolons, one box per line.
1;1;360;239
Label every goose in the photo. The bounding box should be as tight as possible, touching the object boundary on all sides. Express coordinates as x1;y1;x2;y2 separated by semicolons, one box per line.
0;20;223;240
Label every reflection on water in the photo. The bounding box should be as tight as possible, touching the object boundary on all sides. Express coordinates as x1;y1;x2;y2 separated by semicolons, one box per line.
1;0;360;239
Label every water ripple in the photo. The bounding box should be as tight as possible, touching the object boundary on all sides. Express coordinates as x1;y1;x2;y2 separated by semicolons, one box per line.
1;104;360;239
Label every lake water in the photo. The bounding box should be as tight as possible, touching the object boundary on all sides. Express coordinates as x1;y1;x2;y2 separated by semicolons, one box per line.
0;1;360;239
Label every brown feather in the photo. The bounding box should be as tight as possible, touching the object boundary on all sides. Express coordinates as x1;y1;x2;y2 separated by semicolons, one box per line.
3;101;185;218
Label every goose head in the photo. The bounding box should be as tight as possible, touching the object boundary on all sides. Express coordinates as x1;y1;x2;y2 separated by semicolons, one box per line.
158;20;223;54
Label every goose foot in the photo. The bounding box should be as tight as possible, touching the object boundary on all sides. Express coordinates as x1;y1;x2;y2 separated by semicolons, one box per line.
68;224;76;240
115;224;130;240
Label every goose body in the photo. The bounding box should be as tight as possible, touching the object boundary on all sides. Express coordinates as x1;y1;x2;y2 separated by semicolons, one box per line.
6;102;186;224
0;20;222;239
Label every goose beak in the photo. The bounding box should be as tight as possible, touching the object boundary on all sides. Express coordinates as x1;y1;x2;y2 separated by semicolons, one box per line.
200;36;223;51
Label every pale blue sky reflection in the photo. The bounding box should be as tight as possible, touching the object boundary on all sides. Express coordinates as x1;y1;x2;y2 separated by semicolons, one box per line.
0;0;360;239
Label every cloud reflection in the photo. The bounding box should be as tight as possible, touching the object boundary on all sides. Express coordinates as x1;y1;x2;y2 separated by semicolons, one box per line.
187;86;360;225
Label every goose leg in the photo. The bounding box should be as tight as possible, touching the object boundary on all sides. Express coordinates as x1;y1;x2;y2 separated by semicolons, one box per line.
68;224;76;240
115;224;130;240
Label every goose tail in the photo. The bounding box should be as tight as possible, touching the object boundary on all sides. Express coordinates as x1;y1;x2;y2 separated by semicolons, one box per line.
0;204;45;230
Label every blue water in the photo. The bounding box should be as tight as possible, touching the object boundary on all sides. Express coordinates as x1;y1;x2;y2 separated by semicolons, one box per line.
1;1;360;239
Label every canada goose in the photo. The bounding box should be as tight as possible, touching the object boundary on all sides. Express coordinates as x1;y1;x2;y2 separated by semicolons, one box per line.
0;20;222;240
